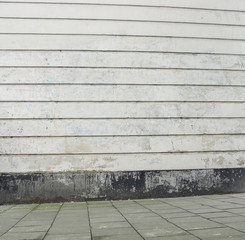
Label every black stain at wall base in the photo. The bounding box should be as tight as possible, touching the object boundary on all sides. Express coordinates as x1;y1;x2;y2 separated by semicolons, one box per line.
0;168;245;204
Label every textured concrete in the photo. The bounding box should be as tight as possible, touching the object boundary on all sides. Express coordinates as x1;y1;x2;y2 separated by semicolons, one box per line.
1;193;245;239
1;169;245;204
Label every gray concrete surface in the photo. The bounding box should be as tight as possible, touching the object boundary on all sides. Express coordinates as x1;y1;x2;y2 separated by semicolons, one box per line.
0;193;245;240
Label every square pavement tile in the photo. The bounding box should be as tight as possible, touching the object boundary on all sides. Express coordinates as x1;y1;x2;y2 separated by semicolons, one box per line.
227;208;245;214
169;216;207;224
8;225;51;232
158;212;196;219
144;234;199;240
199;212;238;219
90;217;125;224
138;226;185;238
126;216;163;224
214;204;245;210
48;227;90;235
188;207;223;214
211;216;245;224
189;227;244;239
172;219;223;230
92;234;142;240
132;221;175;230
91;221;130;229
0;232;46;240
92;227;136;236
15;220;54;226
44;234;91;240
225;222;245;232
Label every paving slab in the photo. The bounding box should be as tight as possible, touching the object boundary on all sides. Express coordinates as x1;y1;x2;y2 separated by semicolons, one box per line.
92;234;142;240
45;234;91;240
138;227;185;238
9;225;51;232
189;227;244;239
225;222;245;232
158;212;196;219
211;216;245;224
171;220;223;231
0;232;46;240
144;234;199;240
199;211;237;219
91;221;130;229
0;193;245;239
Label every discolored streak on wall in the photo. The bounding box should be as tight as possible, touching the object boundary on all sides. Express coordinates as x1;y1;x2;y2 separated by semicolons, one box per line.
0;168;245;204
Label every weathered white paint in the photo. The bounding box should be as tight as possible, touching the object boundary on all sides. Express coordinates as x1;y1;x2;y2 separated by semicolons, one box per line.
0;1;244;172
1;85;245;101
0;119;244;136
0;19;244;40
1;135;245;154
1;102;244;118
1;3;244;26
0;152;244;173
1;52;244;69
1;0;245;11
1;68;244;85
1;35;245;55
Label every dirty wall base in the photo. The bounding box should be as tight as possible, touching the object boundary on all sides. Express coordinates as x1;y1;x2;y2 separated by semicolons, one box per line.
0;168;245;204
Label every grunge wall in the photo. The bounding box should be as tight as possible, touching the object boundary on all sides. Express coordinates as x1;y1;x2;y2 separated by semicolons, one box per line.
0;0;245;203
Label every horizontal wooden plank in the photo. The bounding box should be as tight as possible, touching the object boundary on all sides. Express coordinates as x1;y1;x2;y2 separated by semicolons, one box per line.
1;68;244;85
1;135;244;154
1;0;245;12
0;119;244;136
1;52;245;69
1;102;245;119
1;3;245;26
1;35;244;55
0;19;244;40
0;151;244;172
1;85;245;101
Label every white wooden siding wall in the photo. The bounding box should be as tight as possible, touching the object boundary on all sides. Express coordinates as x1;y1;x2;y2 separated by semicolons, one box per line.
0;0;245;172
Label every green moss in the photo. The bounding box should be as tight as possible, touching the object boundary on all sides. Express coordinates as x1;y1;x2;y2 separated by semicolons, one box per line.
37;203;62;209
88;201;111;206
63;203;87;208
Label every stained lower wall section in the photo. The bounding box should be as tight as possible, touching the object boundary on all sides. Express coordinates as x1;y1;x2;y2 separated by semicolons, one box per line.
1;168;245;204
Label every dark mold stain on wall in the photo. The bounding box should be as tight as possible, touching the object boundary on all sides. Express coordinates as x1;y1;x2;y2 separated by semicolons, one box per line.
0;168;245;204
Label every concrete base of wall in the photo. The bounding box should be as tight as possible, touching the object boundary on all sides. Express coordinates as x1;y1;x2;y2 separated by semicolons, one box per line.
0;168;245;204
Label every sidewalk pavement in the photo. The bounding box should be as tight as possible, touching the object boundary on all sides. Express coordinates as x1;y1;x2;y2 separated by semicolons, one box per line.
0;193;245;240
